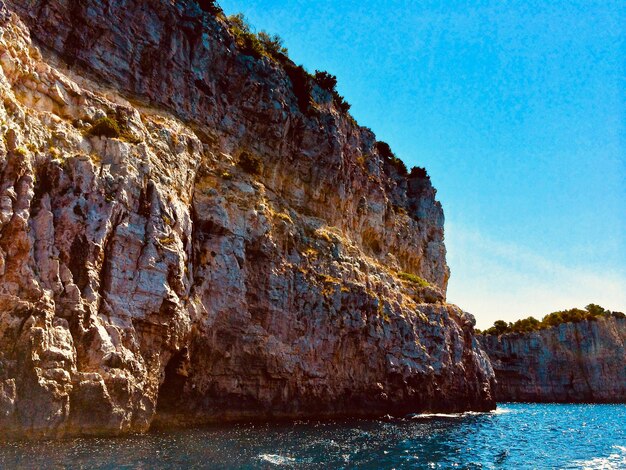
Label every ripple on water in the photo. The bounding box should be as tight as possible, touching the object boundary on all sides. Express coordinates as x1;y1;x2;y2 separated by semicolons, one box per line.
571;445;626;469
0;404;623;469
257;454;297;466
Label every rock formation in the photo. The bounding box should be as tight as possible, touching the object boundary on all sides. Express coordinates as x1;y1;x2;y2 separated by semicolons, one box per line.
0;0;495;438
479;317;626;403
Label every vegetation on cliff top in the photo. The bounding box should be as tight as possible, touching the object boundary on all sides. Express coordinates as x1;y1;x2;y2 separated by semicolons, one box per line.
478;304;625;336
195;0;222;15
226;14;352;115
220;9;431;181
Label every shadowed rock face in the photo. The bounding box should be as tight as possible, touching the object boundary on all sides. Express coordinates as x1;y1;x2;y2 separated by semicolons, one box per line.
479;318;626;403
0;0;495;438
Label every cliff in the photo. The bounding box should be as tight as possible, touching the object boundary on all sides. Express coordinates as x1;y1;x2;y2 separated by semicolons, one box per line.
479;317;626;403
0;0;495;439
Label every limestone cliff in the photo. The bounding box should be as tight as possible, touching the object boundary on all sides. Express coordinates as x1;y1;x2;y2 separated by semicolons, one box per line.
0;0;495;438
479;317;626;403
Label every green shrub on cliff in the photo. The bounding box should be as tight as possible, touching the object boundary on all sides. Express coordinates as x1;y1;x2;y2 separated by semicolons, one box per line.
196;0;221;15
86;116;141;143
86;117;121;139
226;14;356;117
482;304;625;336
409;166;429;179
487;320;510;336
510;316;541;333
257;31;288;59
13;146;28;158
333;94;351;113
228;14;289;61
398;272;430;287
375;141;408;175
313;71;338;92
313;70;351;114
228;14;266;59
226;14;314;114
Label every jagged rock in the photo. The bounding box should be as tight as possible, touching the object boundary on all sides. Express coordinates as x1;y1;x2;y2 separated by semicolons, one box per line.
0;0;495;439
0;2;9;25
479;317;626;403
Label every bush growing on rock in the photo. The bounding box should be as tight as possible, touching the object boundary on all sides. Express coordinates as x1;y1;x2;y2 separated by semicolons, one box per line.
226;14;355;118
489;320;510;336
398;272;430;287
13;146;28;157
226;13;313;113
228;14;266;59
196;0;221;15
375;141;394;160
375;141;408;175
313;70;351;114
510;316;540;333
313;71;338;92
257;31;288;59
86;116;140;143
410;166;429;179
86;117;121;138
334;95;351;113
228;14;289;62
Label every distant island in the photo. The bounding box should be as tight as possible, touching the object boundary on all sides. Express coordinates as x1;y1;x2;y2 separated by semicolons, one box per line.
478;305;626;403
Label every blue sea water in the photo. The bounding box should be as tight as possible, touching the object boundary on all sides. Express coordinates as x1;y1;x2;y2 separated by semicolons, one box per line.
0;403;624;469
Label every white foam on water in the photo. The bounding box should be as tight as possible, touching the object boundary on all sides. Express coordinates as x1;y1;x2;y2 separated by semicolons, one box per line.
570;445;626;469
258;454;297;466
412;413;465;419
410;408;512;419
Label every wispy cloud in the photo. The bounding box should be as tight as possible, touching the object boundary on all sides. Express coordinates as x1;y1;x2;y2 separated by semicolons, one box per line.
445;224;626;329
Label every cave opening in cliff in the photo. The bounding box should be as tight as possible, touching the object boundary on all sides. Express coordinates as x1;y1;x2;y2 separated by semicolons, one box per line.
155;348;190;416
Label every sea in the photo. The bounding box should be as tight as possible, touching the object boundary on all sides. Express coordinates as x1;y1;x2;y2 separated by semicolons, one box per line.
0;403;624;469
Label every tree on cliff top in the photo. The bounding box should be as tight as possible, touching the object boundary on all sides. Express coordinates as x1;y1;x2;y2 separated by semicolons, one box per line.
482;304;625;336
196;0;221;15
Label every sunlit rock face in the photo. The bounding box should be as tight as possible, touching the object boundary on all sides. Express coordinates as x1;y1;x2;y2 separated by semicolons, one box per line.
0;0;495;438
479;317;626;403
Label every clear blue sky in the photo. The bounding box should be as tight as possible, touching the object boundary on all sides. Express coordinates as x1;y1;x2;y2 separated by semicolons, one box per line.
219;0;625;328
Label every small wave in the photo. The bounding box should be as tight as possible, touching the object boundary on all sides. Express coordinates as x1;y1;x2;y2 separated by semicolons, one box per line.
570;445;626;469
258;454;296;466
411;412;466;419
409;408;510;419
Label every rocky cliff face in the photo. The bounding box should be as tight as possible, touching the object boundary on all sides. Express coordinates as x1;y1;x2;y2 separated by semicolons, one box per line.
0;0;495;438
479;317;626;403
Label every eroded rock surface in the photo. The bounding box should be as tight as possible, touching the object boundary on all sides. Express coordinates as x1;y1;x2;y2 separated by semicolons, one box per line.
479;317;626;403
0;0;495;438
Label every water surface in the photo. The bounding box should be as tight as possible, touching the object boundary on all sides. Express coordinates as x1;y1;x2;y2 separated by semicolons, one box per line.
1;403;624;468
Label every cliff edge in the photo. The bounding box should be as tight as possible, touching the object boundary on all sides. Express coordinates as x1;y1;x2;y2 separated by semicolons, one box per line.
0;0;494;438
479;317;626;403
